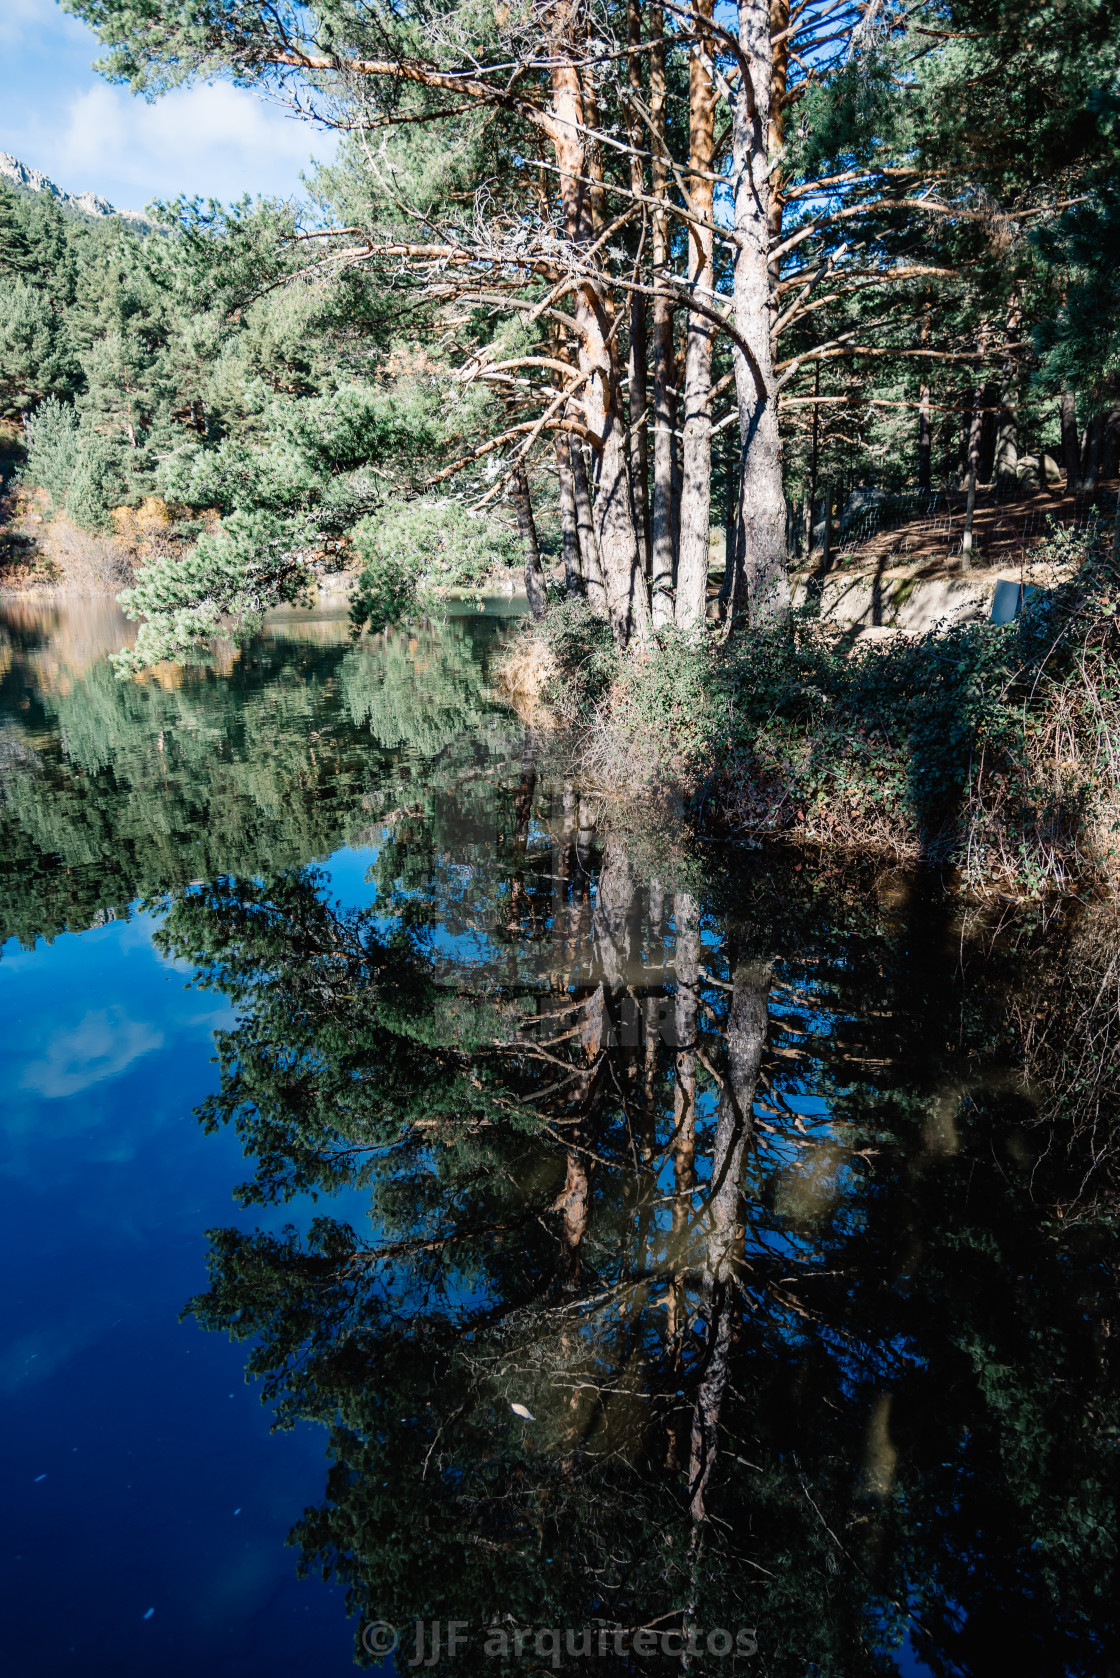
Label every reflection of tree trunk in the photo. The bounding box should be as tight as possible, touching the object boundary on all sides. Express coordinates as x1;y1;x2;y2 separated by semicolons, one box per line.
513;464;548;619
554;1146;592;1289
666;891;699;1396
590;839;639;994
507;734;537;932
552;781;578;955
688;958;770;1521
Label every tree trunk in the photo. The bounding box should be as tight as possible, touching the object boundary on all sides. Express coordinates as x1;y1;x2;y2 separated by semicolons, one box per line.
960;385;982;571
571;443;609;617
1081;410;1105;494
977;382;998;483
557;437;583;596
647;1;675;630
626;0;652;577
513;464;548;619
1060;389;1080;491
726;0;790;627
1102;406;1120;481
918;302;931;490
674;0;717;632
995;380;1018;493
918;384;932;491
548;31;649;647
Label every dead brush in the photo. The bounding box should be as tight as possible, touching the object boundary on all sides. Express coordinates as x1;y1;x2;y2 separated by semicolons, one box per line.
494;634;561;727
964;594;1120;895
41;515;135;592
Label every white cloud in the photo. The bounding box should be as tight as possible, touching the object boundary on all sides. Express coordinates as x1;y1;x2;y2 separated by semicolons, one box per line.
21;1008;163;1099
53;81;330;209
0;0;335;208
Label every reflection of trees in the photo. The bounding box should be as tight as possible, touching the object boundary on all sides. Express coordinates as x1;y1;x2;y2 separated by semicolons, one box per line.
165;804;1119;1676
0;616;519;946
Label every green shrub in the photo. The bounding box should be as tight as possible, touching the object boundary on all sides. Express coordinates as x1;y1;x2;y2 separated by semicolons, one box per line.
23;396;79;505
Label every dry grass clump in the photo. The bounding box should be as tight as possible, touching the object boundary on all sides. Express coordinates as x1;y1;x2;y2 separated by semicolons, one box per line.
495;634;562;726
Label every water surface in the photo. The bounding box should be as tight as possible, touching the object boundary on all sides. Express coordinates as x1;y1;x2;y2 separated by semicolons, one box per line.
1;596;1115;1677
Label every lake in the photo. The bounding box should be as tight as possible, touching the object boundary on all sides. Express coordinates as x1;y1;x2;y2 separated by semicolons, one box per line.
0;596;1115;1677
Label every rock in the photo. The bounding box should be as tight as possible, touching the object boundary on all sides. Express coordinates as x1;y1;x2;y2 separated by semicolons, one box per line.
1041;452;1062;485
0;152;152;230
1016;455;1041;489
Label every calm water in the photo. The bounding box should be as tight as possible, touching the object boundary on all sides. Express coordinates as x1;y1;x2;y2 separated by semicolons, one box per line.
0;596;1116;1677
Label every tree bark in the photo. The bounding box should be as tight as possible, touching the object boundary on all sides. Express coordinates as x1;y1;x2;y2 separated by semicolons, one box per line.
1081;410;1105;495
674;0;718;632
626;0;652;578
1060;389;1080;492
960;383;982;570
995;377;1018;493
570;442;609;617
557;437;583;596
513;463;548;619
649;0;676;629
548;20;649;647
726;0;790;627
1102;406;1120;481
918;303;931;491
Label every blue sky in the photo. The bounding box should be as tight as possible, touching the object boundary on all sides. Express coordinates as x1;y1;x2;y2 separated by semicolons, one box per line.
0;0;337;213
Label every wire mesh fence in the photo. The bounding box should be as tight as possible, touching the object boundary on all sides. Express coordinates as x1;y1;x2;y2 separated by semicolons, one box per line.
798;484;1119;568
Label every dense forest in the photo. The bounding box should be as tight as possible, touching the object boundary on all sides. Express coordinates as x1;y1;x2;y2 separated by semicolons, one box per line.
1;0;1118;669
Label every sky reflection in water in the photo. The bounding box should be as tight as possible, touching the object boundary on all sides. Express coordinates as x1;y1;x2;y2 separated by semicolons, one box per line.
0;596;1115;1678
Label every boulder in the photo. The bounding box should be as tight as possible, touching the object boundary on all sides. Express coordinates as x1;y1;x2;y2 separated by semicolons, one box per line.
1016;455;1041;489
1040;452;1062;485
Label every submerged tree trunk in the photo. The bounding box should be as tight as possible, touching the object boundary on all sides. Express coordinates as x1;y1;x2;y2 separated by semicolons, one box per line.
649;0;676;630
557;437;583;596
727;0;790;627
513;464;548;619
674;0;717;632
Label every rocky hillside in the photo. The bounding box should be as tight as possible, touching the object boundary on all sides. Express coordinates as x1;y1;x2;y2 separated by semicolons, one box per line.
0;153;152;231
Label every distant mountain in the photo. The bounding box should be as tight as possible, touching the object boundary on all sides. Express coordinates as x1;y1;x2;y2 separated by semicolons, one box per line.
0;153;154;232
